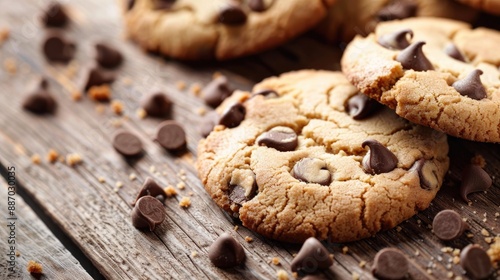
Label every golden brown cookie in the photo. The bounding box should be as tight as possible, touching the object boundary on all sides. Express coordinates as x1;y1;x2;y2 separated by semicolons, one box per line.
196;70;449;243
342;17;500;143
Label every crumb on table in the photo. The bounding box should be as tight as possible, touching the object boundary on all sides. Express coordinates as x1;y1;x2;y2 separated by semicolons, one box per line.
179;196;191;208
488;237;500;264
4;58;17;74
88;85;111;102
111;100;124;115
31;154;41;165
276;269;288;280
190;83;201;96
176;80;186;90
136;108;147;119
164;185;177;197
66;153;82;167
0;27;10;44
26;260;42;274
46;149;59;163
471;154;486;168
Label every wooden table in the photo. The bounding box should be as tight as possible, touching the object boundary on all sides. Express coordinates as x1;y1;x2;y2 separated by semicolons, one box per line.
0;1;498;279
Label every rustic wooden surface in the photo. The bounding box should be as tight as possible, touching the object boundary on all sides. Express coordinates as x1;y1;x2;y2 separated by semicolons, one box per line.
0;0;499;279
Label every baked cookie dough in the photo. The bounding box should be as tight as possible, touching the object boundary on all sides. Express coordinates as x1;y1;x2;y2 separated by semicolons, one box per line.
455;0;500;15
342;17;500;143
122;0;335;60
196;70;449;243
316;0;476;43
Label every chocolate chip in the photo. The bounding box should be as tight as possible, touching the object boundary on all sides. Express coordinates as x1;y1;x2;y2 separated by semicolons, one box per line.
141;92;172;118
42;2;69;27
95;43;123;69
127;0;136;10
362;139;398;175
22;80;57;115
409;159;438;190
154;0;176;9
460;244;493;280
201;76;233;108
251;89;278;99
432;210;468;241
444;43;466;62
257;126;298;151
291;237;333;273
112;130;143;157
248;0;271;12
346;93;383;120
84;68;116;91
229;169;257;205
229;186;247;205
219;3;247;25
208;233;246;268
131;196;165;231
199;111;220;137
156;120;187;152
452;70;487;100
377;0;417;21
372;248;409;280
219;102;245;128
132;177;166;206
293;158;331;186
460;164;492;202
42;32;75;63
396;41;434;71
377;29;413;50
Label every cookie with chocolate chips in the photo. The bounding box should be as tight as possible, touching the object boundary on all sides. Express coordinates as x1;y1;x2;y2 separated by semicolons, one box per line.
342;17;500;142
122;0;335;60
196;70;449;243
316;0;476;43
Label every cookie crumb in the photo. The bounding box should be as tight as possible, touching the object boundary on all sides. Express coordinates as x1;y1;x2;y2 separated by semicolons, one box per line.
179;196;191;208
164;185;177;197
485;237;493;244
136;108;147;119
487;237;500;264
352;272;360;280
111;100;124;115
122;77;133;86
129;173;137;181
176;80;186;90
71;91;82;101
88;85;111;102
177;182;186;190
15;251;20;257
271;257;280;265
191;251;198;258
452;248;460;256
359;260;366;268
27;260;42;274
66;153;82;167
452;256;460;264
342;246;349;254
196;107;207;116
471;154;486;168
396;226;402;232
190;83;201;96
212;71;222;79
188;191;194;196
0;27;9;44
31;154;41;165
95;104;106;114
481;228;490;237
234;225;239;231
276;269;288;280
98;177;106;183
4;58;17;74
245;236;253;243
115;181;123;188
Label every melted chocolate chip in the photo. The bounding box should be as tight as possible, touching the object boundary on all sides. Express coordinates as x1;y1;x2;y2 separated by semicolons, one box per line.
112;130;143;157
256;126;298;151
229;185;247;205
409;159;438;190
95;43;123;69
248;0;270;12
346;93;383;120
372;248;409;280
219;3;247;25
432;210;468;241
141;92;172;118
201;76;233;108
22;80;57;115
208;233;246;268
154;0;176;10
396;41;434;71
199;111;220;137
460;164;492;202
42;32;75;63
444;43;466;62
362;139;398;175
131;196;165;231
251;89;278;99
127;0;136;10
156;120;187;152
452;70;487;100
219;102;246;128
42;2;69;27
460;245;493;280
132;177;166;206
377;29;413;50
291;237;333;273
293;158;331;186
377;0;417;21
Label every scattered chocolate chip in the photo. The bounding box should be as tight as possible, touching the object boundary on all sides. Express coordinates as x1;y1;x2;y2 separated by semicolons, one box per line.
219;3;247;25
409;159;438;190
208;233;246;268
377;0;417;21
293;158;331;186
452;70;487;100
141;92;172;118
251;89;278;99
84;68;115;91
460;164;492;202
377;29;413;50
22;79;57;115
132;177;166;206
256;126;298;151
248;0;270;12
95;43;123;69
444;43;466;62
156;120;187;152
396;41;434;71
199;110;220;137
219;102;245;128
131;196;165;231
362;139;398;175
42;2;69;27
346;93;383;120
127;0;136;10
291;237;333;273
154;0;176;9
229;169;257;205
432;210;468;241
460;244;493;280
112;130;143;157
201;76;233;108
372;248;409;280
42;32;75;63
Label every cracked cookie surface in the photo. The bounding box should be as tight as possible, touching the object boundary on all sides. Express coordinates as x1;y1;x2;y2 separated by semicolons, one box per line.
342;17;500;143
122;0;335;60
196;70;449;243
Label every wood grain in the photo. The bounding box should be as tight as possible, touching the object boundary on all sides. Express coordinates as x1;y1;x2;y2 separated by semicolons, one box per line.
0;0;498;279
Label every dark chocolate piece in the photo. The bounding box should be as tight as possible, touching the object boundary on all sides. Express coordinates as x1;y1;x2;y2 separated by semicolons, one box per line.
346;93;382;120
218;102;245;128
377;29;413;50
409;159;438;190
199;110;220;138
444;43;466;62
460;164;492;202
377;0;417;21
248;0;271;12
432;209;468;241
460;244;493;280
141;92;172;118
201;76;233;108
131;196;165;231
292;158;331;186
132;177;166;206
396;41;434;71
372;248;409;280
84;68;116;91
208;233;246;268
256;126;298;151
452;70;487;100
112;130;143;157
219;3;247;25
95;43;123;69
362;139;398;175
42;32;75;63
156;120;187;152
22;79;57;115
291;237;333;273
42;2;69;27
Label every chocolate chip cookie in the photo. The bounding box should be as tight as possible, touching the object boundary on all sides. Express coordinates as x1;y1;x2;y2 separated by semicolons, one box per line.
196;70;449;243
342;17;500;143
316;0;476;43
455;0;500;15
122;0;335;60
